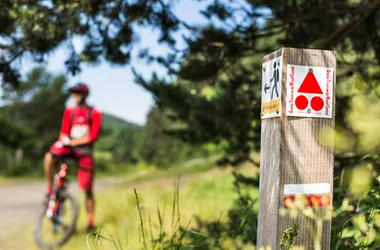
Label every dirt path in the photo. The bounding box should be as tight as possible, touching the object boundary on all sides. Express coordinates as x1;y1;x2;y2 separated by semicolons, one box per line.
0;177;121;240
0;172;201;233
0;167;223;250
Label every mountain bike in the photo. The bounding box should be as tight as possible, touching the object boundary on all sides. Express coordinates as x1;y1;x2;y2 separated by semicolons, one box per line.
34;155;79;249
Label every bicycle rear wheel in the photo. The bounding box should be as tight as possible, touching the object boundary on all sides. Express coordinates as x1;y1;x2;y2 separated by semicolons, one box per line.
34;193;78;249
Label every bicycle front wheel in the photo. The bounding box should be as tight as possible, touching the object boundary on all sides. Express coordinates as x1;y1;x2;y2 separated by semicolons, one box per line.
34;193;78;249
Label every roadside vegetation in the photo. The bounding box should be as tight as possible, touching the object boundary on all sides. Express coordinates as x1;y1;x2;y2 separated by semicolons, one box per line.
0;0;379;249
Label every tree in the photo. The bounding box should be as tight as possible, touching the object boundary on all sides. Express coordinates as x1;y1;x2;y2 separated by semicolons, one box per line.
133;0;380;165
0;0;184;138
1;0;379;165
0;0;181;87
140;106;207;167
132;2;380;247
0;114;34;149
0;67;69;171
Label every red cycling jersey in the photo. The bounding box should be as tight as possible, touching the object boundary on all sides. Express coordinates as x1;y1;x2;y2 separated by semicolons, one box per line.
50;105;102;191
60;106;102;143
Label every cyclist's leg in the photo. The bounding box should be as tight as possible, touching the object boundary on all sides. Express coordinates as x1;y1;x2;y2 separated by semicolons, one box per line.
44;142;72;196
43;152;57;193
76;154;95;230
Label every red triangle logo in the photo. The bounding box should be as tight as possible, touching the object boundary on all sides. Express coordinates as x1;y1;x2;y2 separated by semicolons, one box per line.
297;71;323;94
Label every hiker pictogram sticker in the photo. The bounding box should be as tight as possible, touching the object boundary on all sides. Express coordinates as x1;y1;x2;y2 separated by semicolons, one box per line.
261;55;282;119
286;64;334;118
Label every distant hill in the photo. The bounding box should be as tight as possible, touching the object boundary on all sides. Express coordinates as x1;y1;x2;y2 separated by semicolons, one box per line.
0;105;142;130
96;113;146;163
102;113;142;129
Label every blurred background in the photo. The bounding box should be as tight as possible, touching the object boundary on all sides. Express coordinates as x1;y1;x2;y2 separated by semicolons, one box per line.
0;0;379;249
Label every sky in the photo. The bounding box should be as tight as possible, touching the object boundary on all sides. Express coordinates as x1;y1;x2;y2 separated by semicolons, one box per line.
9;0;214;126
1;1;268;126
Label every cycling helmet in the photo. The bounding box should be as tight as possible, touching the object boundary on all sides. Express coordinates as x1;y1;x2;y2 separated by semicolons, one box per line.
68;83;89;96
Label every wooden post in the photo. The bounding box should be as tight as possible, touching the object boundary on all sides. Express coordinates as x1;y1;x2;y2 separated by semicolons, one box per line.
257;47;336;250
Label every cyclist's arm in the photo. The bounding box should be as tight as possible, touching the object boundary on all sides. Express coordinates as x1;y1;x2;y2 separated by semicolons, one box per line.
59;108;71;140
70;108;102;147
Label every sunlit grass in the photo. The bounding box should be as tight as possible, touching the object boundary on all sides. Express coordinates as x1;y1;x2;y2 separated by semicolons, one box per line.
119;156;219;186
80;167;237;250
1;163;255;250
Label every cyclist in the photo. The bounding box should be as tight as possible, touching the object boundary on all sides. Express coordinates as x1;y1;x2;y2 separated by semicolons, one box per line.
42;83;102;233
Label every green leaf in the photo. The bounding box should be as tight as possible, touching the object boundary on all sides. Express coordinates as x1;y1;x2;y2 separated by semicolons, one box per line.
8;9;18;19
340;226;360;239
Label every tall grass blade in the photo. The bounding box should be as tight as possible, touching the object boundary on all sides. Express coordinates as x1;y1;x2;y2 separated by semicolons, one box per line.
86;233;92;250
175;216;193;250
134;188;147;250
171;182;176;230
176;178;181;223
159;199;167;250
156;205;163;248
149;205;155;249
117;236;123;250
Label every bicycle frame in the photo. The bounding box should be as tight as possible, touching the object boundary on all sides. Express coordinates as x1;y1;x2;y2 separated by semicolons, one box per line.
46;161;69;220
35;154;79;249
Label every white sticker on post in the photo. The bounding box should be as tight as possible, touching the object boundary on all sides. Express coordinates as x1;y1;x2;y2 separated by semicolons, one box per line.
284;183;330;195
261;55;282;119
286;65;333;118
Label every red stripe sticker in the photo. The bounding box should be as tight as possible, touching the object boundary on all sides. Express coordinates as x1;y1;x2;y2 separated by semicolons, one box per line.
283;195;331;208
283;183;331;208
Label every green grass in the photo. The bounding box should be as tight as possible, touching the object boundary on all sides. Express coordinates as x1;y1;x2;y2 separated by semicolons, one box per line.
118;156;219;186
82;167;238;250
0;162;257;250
0;156;217;185
0;175;43;185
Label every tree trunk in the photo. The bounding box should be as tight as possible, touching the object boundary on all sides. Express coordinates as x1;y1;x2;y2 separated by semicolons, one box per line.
14;148;24;164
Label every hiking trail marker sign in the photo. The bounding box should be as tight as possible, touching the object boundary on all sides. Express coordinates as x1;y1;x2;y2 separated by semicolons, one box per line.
286;65;333;118
257;48;336;250
261;55;282;119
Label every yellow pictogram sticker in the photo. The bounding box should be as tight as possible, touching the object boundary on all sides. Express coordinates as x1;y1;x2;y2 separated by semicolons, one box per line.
262;99;280;114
